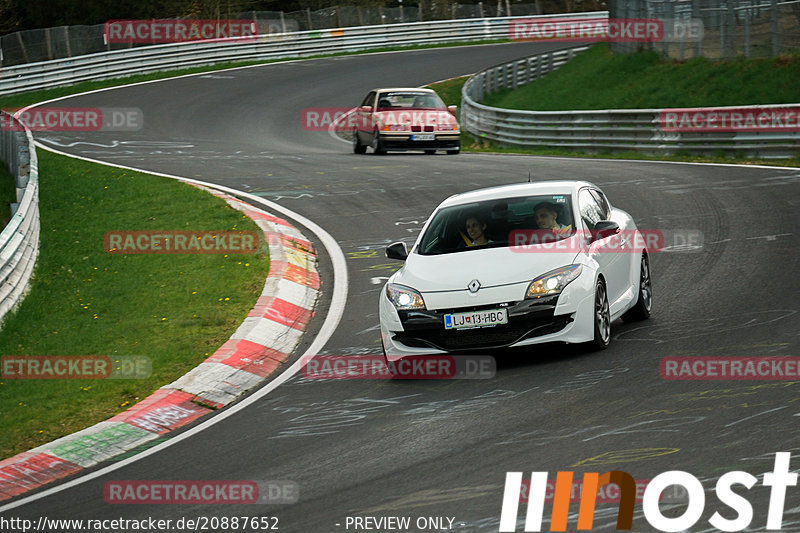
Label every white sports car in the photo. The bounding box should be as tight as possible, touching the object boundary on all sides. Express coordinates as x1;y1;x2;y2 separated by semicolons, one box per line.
379;181;652;360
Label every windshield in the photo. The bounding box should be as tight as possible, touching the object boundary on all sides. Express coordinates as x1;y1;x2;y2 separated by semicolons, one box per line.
417;194;576;255
377;91;446;110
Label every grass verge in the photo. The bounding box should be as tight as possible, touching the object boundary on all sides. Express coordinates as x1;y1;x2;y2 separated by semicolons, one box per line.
0;150;270;460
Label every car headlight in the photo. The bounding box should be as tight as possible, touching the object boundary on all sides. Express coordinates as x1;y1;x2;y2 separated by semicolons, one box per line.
437;123;458;131
526;265;583;299
386;283;426;310
382;124;408;131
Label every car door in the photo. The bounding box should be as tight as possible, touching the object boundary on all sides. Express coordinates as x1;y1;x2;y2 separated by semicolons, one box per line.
357;91;376;144
593;188;639;308
578;188;627;312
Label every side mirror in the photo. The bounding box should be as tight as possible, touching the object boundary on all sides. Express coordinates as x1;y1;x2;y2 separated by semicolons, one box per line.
447;105;458;116
591;221;620;241
386;241;408;260
360;106;372;113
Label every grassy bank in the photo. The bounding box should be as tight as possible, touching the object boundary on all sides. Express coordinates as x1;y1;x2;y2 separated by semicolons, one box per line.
427;44;799;167
0;150;270;459
482;43;800;110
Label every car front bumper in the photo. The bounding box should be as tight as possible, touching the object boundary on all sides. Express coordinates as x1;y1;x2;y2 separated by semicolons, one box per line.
378;132;460;151
380;274;597;359
394;295;571;350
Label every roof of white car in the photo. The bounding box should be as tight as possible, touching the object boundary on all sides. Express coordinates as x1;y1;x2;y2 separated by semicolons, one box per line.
439;181;597;208
372;87;436;93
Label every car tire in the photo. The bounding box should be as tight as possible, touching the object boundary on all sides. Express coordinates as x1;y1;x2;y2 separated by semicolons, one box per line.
424;150;436;155
372;130;386;155
353;129;366;154
622;253;652;322
447;148;460;155
588;278;611;351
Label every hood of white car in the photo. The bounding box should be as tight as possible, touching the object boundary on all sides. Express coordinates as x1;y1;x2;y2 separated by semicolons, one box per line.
394;245;581;293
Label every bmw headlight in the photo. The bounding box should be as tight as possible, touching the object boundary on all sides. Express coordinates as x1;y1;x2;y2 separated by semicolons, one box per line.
526;265;583;299
386;283;426;310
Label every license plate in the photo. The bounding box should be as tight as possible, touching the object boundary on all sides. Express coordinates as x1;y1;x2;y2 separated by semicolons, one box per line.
411;134;435;141
444;308;508;330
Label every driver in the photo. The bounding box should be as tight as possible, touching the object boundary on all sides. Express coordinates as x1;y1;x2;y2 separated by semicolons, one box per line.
460;215;490;247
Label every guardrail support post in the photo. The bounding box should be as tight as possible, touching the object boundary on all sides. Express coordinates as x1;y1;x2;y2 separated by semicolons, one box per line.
693;0;702;58
770;0;779;55
16;137;30;191
512;61;518;90
64;26;72;57
725;2;735;58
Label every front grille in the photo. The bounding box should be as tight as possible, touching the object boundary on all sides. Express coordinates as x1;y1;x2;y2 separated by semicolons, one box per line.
394;316;571;351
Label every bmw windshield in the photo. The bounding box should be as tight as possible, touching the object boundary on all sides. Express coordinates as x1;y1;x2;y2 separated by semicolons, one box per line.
377;91;447;110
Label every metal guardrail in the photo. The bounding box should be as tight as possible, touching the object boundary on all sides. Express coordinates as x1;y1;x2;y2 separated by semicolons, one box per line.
0;112;39;325
0;13;607;96
461;47;800;158
0;4;565;68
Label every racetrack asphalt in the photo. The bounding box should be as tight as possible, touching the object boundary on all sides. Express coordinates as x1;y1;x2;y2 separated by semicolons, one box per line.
2;41;799;531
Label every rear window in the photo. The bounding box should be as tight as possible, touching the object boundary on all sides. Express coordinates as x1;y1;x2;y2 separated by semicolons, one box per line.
417;195;575;255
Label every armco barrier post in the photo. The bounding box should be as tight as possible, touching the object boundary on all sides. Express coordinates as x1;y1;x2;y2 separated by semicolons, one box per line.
16;132;30;191
770;0;779;55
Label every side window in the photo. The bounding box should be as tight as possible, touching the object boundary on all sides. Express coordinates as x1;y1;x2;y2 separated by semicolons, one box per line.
589;189;610;220
361;92;375;108
578;189;605;230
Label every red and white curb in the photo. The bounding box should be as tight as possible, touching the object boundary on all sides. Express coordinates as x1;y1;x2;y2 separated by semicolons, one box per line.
0;185;319;502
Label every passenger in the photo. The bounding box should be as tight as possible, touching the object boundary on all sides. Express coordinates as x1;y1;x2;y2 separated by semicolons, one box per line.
534;202;571;234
